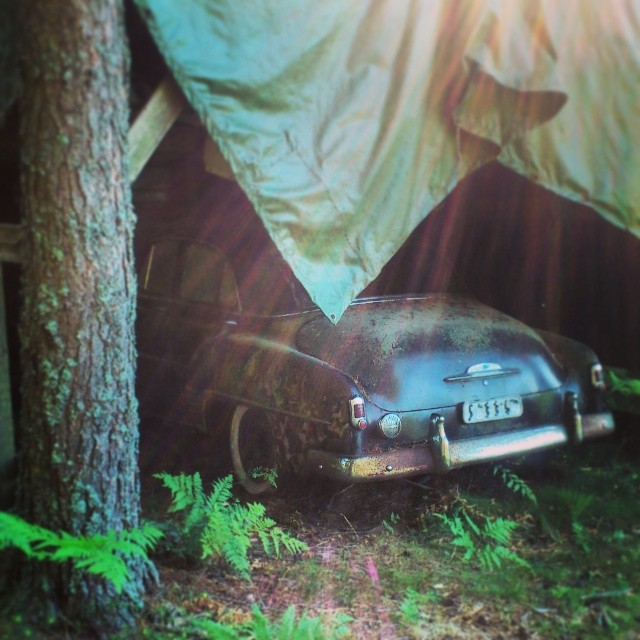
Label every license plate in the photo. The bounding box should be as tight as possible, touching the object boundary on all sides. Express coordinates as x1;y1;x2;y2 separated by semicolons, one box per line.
462;396;523;424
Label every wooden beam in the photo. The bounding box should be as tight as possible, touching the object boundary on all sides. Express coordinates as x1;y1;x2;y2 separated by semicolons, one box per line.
0;267;15;504
128;75;188;181
204;135;235;180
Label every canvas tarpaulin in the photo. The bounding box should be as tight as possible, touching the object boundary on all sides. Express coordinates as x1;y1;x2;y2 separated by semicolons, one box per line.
135;0;640;322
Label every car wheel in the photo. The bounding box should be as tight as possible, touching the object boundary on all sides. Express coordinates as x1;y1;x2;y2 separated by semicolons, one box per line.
229;404;277;495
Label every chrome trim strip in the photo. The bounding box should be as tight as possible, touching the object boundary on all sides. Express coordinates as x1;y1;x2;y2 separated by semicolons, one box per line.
444;368;520;383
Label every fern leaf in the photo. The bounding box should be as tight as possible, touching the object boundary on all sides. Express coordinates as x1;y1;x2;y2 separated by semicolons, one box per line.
157;473;307;580
154;471;205;515
247;604;272;639
207;475;233;509
221;536;252;579
74;554;130;593
275;605;297;638
463;512;481;536
0;512;56;558
493;465;538;505
257;529;273;557
127;522;164;551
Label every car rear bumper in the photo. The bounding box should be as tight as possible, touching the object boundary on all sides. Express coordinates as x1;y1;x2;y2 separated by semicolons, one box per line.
306;411;615;481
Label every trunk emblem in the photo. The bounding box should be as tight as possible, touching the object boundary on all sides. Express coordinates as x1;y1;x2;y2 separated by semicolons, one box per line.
445;362;519;383
379;413;402;438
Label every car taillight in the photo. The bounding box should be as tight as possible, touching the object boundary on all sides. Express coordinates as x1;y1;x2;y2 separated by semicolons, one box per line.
349;397;367;430
590;363;606;391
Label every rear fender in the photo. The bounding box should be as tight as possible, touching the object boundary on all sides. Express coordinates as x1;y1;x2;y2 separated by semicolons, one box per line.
187;334;357;452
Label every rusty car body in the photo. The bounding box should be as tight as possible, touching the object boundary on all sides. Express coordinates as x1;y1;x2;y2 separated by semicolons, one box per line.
136;178;615;493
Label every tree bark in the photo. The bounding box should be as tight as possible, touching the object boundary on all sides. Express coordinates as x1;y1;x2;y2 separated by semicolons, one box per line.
18;0;151;632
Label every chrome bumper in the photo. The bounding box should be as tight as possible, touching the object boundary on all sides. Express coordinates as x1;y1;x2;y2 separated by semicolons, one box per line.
306;412;615;482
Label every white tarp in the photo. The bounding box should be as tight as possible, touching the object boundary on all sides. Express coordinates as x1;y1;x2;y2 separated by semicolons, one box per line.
136;0;640;322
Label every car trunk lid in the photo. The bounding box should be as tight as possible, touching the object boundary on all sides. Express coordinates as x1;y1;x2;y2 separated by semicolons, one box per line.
296;295;564;412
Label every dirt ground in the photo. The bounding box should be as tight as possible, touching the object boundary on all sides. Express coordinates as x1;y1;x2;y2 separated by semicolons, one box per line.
147;478;418;634
140;456;544;639
137;416;640;639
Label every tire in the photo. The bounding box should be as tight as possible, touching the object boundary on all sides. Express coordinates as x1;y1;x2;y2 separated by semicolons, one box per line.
229;404;276;495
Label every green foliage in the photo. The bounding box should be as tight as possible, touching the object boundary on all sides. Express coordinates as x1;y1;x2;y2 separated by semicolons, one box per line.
604;368;640;413
144;603;351;639
239;605;351;640
571;521;591;552
382;512;400;534
605;368;640;396
250;467;279;489
155;472;308;579
493;464;538;505
398;587;441;625
0;511;161;593
434;510;530;571
537;487;594;543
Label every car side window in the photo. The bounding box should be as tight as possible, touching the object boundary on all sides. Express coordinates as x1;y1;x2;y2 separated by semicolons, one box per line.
141;240;181;296
181;243;239;310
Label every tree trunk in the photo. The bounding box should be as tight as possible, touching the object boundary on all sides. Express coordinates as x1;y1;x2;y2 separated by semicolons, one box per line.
18;0;151;632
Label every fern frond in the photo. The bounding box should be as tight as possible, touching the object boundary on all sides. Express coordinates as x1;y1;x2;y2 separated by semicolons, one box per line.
434;509;529;571
0;512;161;593
493;465;538;505
157;472;307;579
0;512;57;558
127;522;165;551
154;471;205;515
207;475;234;509
484;517;518;546
463;512;481;536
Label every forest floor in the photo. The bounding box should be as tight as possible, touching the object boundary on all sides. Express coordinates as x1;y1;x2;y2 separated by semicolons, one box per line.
2;417;639;639
132;415;640;640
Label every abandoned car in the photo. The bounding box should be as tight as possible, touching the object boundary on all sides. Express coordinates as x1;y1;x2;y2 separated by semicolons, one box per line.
136;178;615;493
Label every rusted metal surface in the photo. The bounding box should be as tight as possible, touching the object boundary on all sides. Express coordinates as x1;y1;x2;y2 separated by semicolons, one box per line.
306;445;439;482
305;416;614;481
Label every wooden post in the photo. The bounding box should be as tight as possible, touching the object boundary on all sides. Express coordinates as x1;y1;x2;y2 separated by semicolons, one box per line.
0;226;20;505
0;267;15;504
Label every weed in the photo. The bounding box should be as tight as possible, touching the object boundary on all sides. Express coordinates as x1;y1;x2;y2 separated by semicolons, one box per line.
433;510;530;571
143;602;351;639
382;512;400;533
397;586;441;624
240;605;352;640
571;521;591;552
250;467;279;489
155;472;308;579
